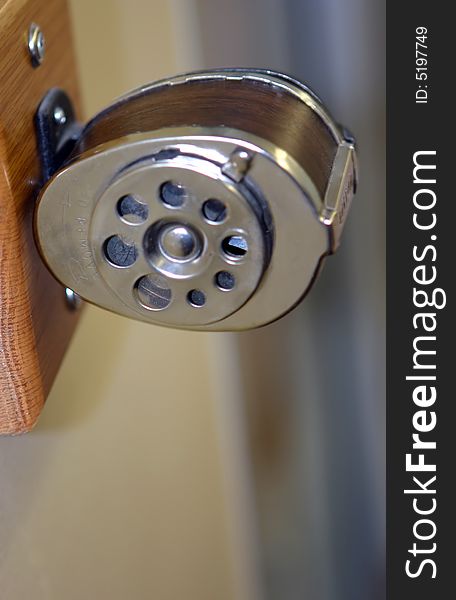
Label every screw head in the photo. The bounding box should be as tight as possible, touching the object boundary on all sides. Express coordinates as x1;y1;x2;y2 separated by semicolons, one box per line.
65;287;82;311
28;23;45;67
221;148;252;182
53;106;67;126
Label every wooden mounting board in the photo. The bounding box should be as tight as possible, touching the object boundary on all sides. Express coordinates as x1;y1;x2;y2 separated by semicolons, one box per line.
0;0;82;434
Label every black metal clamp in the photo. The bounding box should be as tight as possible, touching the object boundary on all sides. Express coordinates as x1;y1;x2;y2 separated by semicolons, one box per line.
34;88;82;182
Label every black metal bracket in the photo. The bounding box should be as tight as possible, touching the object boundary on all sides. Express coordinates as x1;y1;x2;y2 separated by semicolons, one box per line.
34;88;83;182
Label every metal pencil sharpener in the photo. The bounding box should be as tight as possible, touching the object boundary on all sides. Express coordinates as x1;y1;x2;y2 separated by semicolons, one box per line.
34;69;357;331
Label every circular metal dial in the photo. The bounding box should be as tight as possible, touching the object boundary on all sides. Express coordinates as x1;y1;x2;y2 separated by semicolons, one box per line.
89;153;269;326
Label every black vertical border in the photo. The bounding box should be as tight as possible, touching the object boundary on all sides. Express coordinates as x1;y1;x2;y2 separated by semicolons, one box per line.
387;3;454;597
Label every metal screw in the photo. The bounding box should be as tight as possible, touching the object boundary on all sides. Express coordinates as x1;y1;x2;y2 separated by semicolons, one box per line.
65;287;82;311
28;23;45;67
53;106;67;126
221;148;252;182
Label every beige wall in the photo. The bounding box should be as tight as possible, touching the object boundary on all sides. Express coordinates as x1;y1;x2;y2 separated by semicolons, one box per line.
0;2;258;598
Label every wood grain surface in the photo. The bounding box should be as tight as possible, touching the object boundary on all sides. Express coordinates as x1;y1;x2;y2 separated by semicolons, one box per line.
0;0;82;434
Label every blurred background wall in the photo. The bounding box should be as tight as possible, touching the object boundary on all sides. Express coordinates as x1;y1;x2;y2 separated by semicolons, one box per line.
0;1;385;599
194;1;386;598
